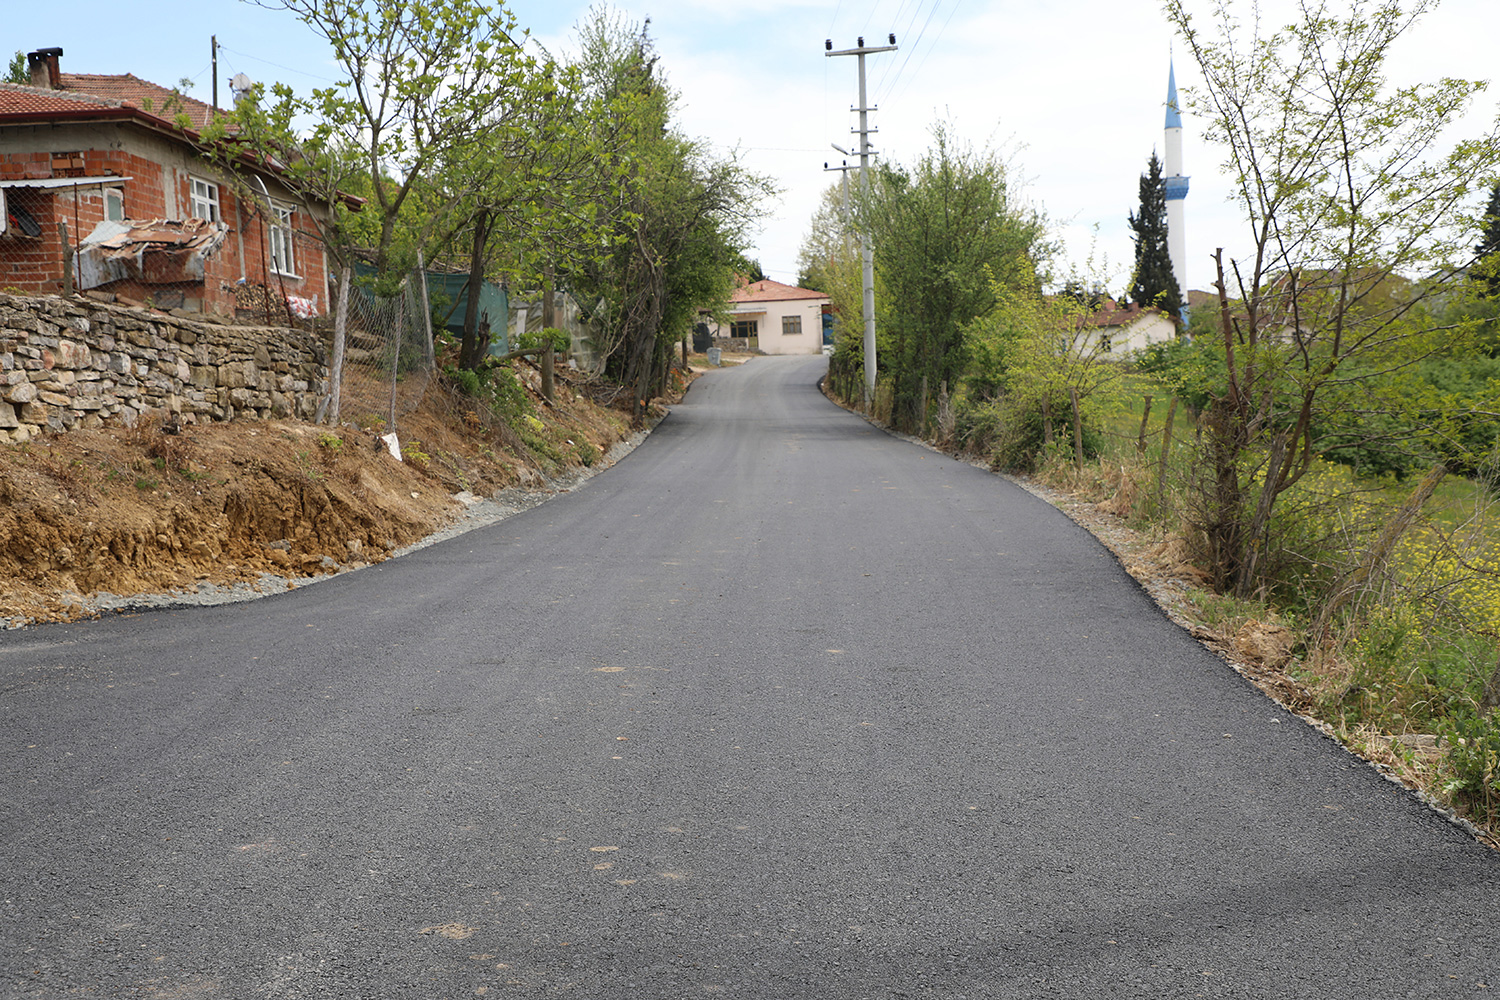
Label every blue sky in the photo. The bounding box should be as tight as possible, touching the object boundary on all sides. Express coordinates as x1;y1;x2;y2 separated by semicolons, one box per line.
7;0;1496;294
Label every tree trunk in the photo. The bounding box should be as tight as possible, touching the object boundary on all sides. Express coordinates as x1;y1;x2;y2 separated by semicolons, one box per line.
459;209;492;370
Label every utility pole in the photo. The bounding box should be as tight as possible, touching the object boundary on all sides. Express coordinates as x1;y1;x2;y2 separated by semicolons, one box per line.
826;33;896;410
211;36;219;114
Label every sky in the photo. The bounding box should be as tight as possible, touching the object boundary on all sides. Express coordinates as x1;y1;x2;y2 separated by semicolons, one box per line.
7;0;1497;295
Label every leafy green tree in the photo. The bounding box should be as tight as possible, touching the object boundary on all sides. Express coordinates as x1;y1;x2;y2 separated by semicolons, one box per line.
1164;0;1500;597
244;0;545;279
565;12;772;424
858;123;1048;433
6;51;26;85
1127;152;1183;319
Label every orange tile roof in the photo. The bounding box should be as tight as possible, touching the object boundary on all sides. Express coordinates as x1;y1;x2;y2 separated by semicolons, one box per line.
0;82;126;116
731;278;829;304
59;73;219;130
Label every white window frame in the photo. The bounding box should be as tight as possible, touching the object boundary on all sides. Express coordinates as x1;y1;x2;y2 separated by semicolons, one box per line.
104;186;125;222
269;201;297;277
189;177;220;222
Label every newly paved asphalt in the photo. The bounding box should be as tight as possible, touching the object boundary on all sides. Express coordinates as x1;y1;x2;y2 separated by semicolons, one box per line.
3;355;1498;998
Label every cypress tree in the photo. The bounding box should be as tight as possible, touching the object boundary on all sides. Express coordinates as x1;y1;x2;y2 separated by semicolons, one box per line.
1128;152;1183;321
1473;181;1500;298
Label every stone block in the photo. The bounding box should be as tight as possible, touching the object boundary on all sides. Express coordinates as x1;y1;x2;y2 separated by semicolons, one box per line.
19;400;49;423
56;340;91;368
37;391;70;406
0;403;17;428
4;380;36;404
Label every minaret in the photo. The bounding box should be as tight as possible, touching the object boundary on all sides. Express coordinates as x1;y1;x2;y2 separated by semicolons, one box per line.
1163;59;1190;310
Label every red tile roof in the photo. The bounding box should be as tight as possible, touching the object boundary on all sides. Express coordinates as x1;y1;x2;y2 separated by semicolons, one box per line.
731;278;829;304
0;82;128;117
59;73;219;130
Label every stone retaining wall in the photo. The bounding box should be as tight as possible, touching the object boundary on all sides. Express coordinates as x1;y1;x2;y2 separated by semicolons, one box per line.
0;292;328;442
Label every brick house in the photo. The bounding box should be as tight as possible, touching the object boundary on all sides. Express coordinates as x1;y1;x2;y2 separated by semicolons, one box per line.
0;47;348;319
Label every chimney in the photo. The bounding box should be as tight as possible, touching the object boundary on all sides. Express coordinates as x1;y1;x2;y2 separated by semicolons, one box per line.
26;48;63;90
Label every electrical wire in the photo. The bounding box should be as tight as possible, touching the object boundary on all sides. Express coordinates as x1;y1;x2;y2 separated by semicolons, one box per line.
215;43;343;85
881;0;962;109
873;0;948;106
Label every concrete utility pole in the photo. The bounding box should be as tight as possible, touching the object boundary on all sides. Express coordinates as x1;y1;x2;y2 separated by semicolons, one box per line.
826;34;896;410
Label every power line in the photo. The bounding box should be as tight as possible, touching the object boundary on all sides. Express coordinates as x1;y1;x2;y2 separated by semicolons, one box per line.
874;0;949;106
872;0;933;97
883;1;961;108
216;43;343;85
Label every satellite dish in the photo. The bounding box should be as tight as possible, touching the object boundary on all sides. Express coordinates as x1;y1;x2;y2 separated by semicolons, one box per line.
229;73;254;103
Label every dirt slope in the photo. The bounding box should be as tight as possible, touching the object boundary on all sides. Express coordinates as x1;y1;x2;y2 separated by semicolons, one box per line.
0;362;637;627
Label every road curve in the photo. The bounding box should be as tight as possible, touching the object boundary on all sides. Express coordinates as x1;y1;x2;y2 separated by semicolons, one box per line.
3;355;1497;998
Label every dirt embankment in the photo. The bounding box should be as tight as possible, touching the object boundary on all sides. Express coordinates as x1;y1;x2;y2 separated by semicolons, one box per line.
0;362;638;627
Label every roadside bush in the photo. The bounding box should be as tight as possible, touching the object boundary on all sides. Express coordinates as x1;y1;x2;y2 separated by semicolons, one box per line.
1441;709;1500;825
990;394;1104;473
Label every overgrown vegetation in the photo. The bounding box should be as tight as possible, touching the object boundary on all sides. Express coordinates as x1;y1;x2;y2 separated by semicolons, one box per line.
816;0;1500;841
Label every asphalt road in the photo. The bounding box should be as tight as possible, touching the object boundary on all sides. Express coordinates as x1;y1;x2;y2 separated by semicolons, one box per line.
4;355;1498;999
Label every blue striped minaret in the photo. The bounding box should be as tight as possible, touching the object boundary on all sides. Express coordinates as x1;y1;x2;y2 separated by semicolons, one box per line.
1163;59;1190;305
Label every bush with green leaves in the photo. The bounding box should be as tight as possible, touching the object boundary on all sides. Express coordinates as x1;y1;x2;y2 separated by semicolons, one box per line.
517;326;570;354
1441;710;1500;824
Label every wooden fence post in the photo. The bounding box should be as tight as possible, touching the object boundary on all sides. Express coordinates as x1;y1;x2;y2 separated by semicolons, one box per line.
1137;395;1153;456
542;343;555;404
1069;387;1084;467
58;222;74;298
1155;396;1179;509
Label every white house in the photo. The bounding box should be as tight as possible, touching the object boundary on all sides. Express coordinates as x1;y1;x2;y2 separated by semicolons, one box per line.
707;278;830;355
1081;300;1177;356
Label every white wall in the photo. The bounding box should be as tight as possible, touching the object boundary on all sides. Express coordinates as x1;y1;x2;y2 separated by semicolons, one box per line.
713;297;827;355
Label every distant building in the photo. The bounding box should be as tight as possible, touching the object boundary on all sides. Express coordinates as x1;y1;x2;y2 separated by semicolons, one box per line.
704;278;831;355
1081;299;1176;356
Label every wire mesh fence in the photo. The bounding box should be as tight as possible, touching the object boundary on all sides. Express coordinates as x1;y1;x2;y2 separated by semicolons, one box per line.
325;264;436;439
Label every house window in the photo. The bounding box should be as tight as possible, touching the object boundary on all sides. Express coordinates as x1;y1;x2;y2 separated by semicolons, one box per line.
782;315;802;336
730;319;758;338
189;177;219;222
269;202;296;276
104;187;125;222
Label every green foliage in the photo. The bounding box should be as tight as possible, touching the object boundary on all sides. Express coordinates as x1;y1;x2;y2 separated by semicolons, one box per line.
567;11;774;423
963;260;1127;470
1162;0;1500;596
443;364;532;425
517;327;570;354
858;122;1049;433
1473;182;1500;300
5;51;26;85
1127;152;1183;319
1441;710;1500;823
796;182;865;351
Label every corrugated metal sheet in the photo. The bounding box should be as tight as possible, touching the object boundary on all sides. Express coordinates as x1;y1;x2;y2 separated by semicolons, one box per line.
76;217;227;289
